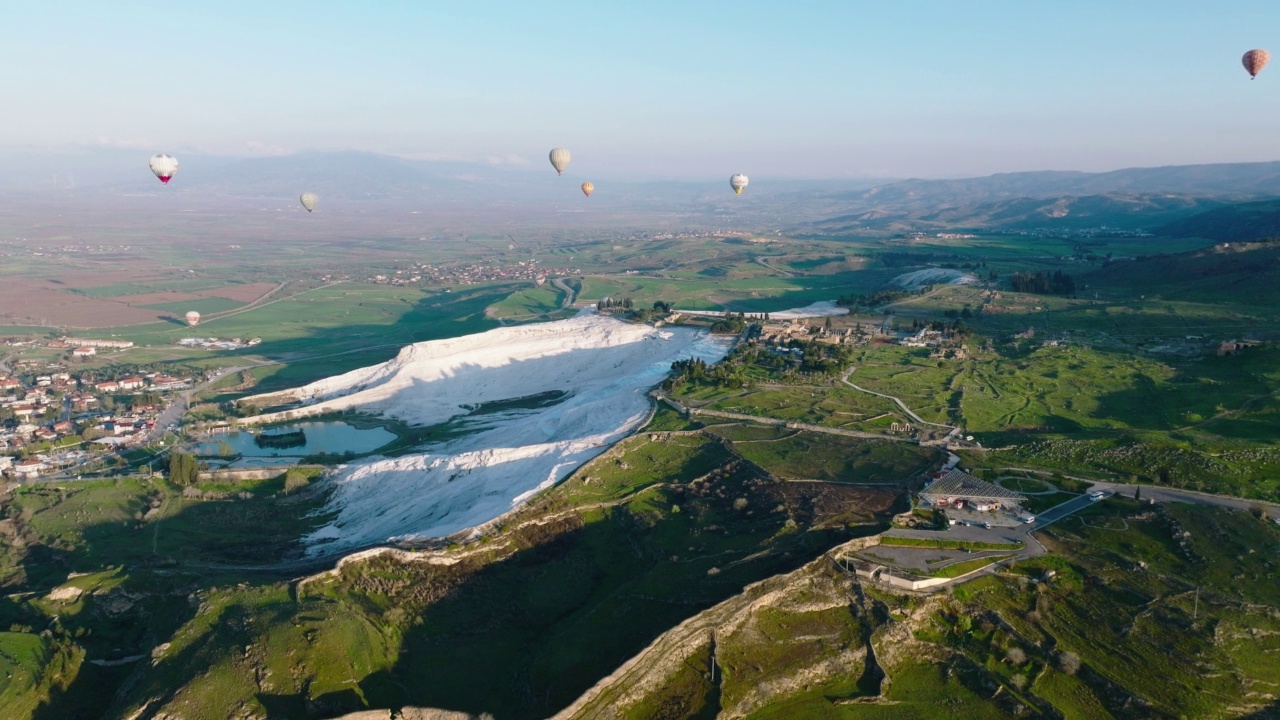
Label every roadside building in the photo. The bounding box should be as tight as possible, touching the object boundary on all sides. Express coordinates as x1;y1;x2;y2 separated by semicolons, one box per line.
919;469;1027;513
118;377;145;391
73;346;97;357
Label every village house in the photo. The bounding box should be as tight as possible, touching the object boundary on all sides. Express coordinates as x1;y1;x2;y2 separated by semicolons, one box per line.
118;376;145;391
0;378;22;391
14;458;45;478
73;346;97;357
94;381;120;393
52;420;74;435
71;394;99;410
150;376;189;391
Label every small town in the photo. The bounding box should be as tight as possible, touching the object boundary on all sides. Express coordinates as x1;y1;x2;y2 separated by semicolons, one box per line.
0;358;196;480
365;259;581;287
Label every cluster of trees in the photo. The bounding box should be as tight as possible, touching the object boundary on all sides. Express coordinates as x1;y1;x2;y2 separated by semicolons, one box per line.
667;353;751;390
596;297;634;311
836;289;912;308
709;312;750;334
1009;270;1075;295
791;338;855;374
168;452;201;486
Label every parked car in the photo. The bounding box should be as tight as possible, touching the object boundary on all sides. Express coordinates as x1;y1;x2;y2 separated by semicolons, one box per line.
980;521;992;529
1089;491;1106;502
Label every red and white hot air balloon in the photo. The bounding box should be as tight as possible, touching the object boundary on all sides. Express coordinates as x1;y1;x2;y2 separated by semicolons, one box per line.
149;154;179;184
1243;49;1270;79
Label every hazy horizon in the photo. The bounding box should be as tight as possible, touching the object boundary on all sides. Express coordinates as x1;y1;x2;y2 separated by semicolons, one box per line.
4;2;1280;180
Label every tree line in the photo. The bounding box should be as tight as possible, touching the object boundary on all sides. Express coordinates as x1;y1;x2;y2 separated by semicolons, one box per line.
1009;270;1075;295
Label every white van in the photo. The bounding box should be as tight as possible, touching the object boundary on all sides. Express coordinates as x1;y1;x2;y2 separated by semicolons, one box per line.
1088;491;1105;502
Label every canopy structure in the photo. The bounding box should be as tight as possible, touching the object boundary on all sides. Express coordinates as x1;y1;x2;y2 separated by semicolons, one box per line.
920;469;1026;506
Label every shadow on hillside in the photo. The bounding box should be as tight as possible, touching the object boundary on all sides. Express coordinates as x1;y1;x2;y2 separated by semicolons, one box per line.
141;284;517;399
355;503;876;718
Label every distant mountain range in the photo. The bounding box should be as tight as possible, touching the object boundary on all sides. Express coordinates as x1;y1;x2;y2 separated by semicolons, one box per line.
804;161;1280;234
7;150;1280;234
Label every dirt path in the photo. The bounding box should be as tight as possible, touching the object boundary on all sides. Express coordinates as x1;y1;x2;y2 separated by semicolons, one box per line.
654;391;912;444
840;367;960;446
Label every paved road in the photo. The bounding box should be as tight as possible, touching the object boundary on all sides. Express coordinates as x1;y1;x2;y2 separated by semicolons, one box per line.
1087;481;1279;516
1002;467;1280;517
550;277;577;308
1031;493;1099;527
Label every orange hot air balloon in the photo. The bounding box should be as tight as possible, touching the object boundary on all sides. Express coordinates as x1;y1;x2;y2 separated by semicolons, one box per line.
1243;49;1270;79
580;181;594;197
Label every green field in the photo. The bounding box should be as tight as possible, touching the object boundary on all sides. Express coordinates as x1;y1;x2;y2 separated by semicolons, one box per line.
708;428;937;484
485;284;566;319
141;297;247;315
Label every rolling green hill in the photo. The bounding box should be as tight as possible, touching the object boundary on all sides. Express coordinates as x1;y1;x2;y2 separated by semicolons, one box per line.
1085;239;1280;307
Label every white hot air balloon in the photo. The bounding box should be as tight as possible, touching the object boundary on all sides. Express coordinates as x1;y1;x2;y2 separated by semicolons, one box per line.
549;147;571;175
184;311;201;327
149;154;179;184
730;174;749;196
299;192;318;212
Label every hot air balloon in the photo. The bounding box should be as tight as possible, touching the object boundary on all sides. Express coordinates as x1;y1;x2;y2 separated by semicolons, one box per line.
149;154;179;184
730;174;749;196
581;181;594;198
549;148;571;175
184;311;201;327
1243;49;1270;79
299;192;318;212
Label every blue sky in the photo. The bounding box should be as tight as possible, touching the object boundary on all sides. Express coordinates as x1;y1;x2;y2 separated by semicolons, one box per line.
3;1;1280;178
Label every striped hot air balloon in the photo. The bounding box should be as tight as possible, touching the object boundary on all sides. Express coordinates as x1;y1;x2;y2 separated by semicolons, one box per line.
1243;49;1270;79
549;147;571;175
730;174;749;196
299;192;318;212
185;311;201;326
580;181;594;197
149;154;179;184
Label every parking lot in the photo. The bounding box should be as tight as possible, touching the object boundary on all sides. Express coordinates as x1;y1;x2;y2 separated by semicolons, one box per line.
945;505;1028;529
